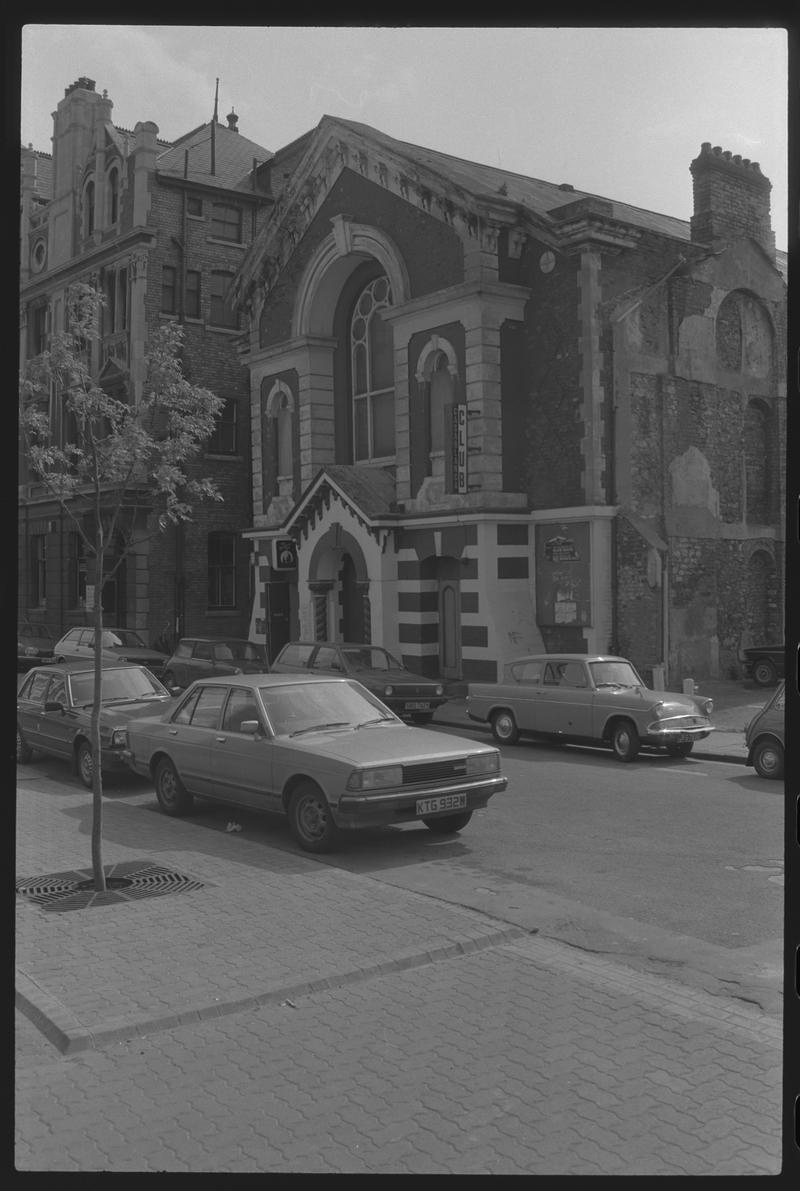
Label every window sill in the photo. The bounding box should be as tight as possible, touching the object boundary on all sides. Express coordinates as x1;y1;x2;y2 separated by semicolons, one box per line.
206;324;240;335
205;452;242;461
206;609;240;617
206;237;245;249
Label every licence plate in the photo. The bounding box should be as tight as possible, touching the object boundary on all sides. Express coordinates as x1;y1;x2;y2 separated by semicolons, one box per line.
406;701;430;711
416;792;467;816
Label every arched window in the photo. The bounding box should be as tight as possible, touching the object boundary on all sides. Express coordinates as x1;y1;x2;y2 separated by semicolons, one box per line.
83;179;95;237
107;166;119;225
351;275;394;461
429;350;456;454
276;394;293;480
264;380;294;497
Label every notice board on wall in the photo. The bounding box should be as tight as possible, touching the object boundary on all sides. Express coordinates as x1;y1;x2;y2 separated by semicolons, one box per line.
535;522;591;627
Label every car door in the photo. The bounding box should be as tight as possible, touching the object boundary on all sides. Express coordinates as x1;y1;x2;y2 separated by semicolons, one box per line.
163;685;226;795
209;687;278;809
17;670;52;751
35;671;76;760
535;660;594;737
504;659;545;732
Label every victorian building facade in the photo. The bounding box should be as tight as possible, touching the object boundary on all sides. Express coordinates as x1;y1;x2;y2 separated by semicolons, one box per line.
232;117;786;684
19;77;273;648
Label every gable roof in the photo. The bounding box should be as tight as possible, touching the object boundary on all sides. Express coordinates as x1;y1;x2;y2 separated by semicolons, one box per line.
283;465;398;541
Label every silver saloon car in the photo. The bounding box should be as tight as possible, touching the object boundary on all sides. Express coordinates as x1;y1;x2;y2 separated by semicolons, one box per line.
122;673;507;853
467;654;714;761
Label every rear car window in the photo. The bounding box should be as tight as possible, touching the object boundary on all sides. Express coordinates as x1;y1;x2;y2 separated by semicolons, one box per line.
278;643;314;667
175;641;194;658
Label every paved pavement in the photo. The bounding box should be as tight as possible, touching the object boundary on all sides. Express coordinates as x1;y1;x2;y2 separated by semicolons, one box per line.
434;677;769;763
15;715;786;1175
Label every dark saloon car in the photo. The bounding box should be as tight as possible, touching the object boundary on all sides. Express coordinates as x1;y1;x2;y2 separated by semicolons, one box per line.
122;674;506;853
162;637;270;689
17;622;56;672
270;642;447;723
740;644;784;687
745;681;784;779
53;626;168;677
17;662;175;788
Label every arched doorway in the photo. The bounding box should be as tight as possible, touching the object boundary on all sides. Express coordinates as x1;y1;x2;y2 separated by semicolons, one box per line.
340;552;367;642
438;578;461;679
307;526;371;644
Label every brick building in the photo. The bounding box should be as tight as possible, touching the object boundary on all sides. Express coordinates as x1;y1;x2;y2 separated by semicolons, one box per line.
19;77;273;648
232;118;786;683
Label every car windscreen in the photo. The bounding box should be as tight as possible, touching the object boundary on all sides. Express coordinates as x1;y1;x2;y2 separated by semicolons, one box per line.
257;680;393;735
341;647;401;672
103;630;147;649
588;661;644;688
69;667;169;706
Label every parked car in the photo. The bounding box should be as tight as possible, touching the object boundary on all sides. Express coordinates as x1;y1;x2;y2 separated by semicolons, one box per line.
270;642;447;723
16;661;175;788
17;622;56;672
53;627;168;676
122;673;506;853
745;680;784;779
162;638;270;689
740;643;784;687
467;654;715;761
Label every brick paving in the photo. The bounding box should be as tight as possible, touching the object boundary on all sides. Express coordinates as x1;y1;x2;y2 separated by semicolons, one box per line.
15;770;785;1174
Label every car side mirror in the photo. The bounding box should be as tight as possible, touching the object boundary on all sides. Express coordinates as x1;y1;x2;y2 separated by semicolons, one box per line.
239;720;261;735
44;701;65;713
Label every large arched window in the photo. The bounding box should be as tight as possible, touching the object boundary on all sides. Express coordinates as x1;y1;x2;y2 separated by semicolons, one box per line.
264;379;295;497
351;275;394;461
429;350;456;454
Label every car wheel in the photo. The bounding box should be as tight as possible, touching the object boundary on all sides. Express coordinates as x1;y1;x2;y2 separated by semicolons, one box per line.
422;811;473;834
410;712;434;724
16;726;33;764
491;709;519;745
610;719;640;762
753;658;777;687
288;782;340;853
154;757;194;816
666;742;694;758
77;740;95;789
752;738;784;780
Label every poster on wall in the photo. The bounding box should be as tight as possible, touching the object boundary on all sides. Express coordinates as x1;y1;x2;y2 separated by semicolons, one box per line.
535;522;591;626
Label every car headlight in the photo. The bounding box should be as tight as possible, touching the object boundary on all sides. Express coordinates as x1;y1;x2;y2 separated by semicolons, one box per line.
347;765;403;791
435;685;444;696
652;702;669;718
384;685;394;697
465;751;500;775
700;698;713;715
233;667;243;675
111;728;127;748
117;655;128;663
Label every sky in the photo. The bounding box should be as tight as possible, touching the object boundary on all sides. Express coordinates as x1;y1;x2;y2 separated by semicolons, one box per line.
19;24;789;250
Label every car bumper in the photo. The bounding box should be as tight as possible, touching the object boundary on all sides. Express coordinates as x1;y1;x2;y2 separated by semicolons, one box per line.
333;774;507;829
642;725;713;744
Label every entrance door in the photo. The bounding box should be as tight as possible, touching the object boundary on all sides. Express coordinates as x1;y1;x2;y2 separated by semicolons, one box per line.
340;553;364;642
438;580;461;680
266;581;291;663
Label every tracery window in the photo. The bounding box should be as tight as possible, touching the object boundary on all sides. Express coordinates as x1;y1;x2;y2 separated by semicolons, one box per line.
350;275;394;461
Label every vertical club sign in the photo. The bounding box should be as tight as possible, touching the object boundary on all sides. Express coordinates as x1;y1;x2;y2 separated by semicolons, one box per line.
450;403;468;494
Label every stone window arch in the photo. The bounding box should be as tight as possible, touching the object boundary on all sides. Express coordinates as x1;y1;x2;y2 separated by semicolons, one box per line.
743;398;772;523
415;335;459;470
350;274;394;461
716;290;773;378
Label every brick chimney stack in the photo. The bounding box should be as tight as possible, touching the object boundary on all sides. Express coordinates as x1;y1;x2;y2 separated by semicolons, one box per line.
690;142;775;260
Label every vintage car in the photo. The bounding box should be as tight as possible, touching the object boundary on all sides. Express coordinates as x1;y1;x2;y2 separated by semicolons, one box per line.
53;626;169;677
16;661;176;787
122;673;506;853
17;622;56;672
270;641;447;723
162;637;270;689
739;644;784;687
466;654;715;761
745;680;784;779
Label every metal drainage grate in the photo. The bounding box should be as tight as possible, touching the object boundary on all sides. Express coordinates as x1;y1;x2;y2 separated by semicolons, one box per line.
16;860;206;912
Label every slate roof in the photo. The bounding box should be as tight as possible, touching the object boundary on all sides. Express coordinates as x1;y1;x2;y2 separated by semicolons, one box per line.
157;121;273;192
321;465;397;518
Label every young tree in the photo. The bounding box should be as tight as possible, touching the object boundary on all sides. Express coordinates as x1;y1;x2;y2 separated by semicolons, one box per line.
19;283;224;891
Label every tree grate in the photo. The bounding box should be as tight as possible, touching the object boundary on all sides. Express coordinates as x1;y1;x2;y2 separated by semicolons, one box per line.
16;860;206;912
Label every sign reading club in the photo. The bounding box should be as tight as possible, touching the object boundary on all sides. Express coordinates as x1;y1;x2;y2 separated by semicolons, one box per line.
272;538;298;571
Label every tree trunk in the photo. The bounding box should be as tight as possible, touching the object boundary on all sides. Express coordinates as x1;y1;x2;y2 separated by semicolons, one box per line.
90;520;106;892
